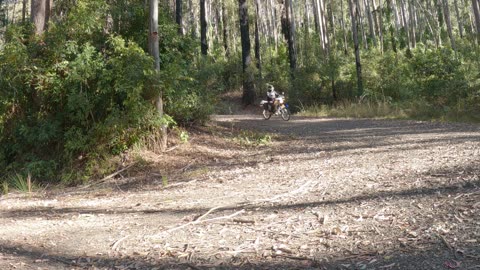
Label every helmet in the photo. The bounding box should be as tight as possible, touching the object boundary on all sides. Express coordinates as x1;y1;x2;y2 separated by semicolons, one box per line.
267;84;274;92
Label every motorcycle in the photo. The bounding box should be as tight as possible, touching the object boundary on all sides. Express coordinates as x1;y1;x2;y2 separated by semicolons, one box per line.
260;93;291;121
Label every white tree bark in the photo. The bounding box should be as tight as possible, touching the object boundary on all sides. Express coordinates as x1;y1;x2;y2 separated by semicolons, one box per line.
149;0;167;151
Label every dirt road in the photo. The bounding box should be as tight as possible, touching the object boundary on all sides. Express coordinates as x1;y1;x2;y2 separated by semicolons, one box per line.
1;115;479;269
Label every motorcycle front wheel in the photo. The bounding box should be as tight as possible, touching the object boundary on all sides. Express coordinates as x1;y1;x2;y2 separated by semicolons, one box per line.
280;108;291;121
262;109;272;120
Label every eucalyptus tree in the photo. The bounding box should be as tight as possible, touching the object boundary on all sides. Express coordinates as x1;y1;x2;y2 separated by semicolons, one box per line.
254;0;262;78
285;0;297;73
348;0;364;96
176;0;183;35
31;0;48;34
443;0;456;52
239;0;255;105
473;0;480;39
453;0;463;38
22;0;27;23
149;0;167;150
222;0;230;57
200;0;208;55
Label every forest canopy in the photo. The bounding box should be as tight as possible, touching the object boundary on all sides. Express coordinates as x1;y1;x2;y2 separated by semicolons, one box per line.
0;0;479;184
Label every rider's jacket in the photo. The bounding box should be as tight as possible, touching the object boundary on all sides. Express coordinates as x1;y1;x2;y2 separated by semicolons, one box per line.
267;90;278;100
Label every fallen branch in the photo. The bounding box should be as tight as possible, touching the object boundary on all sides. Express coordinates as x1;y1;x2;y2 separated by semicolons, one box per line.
435;233;453;250
254;180;316;203
272;254;313;261
194;206;223;222
165;145;180;153
232;218;256;224
100;164;136;182
111;235;129;251
157;209;246;236
81;163;136;189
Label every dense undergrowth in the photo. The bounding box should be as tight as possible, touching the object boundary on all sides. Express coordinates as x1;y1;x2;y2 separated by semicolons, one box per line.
0;1;234;187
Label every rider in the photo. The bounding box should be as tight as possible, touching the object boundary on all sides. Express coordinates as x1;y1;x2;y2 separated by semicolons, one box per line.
266;84;279;113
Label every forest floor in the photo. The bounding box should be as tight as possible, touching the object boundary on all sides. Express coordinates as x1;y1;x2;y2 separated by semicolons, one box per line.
1;106;480;269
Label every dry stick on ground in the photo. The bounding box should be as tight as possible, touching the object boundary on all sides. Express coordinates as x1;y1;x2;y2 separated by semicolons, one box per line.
111;235;129;251
253;180;316;203
434;233;453;250
194;206;223;222
81;163;137;189
154;180;317;237
156;209;246;236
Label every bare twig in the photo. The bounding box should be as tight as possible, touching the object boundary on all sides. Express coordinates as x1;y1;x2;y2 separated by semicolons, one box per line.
111;235;129;251
157;209;246;236
180;163;193;172
81;163;136;189
232;218;256;224
100;164;136;182
194;206;223;222
434;233;453;250
165;145;180;153
272;254;312;261
254;180;316;203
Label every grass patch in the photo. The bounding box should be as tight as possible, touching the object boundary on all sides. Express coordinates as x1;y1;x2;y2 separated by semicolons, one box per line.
298;100;480;123
7;173;37;193
298;101;407;119
233;130;273;146
184;167;209;178
1;181;8;195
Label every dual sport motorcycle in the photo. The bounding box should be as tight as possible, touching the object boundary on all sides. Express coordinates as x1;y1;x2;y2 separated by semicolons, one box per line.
259;93;291;121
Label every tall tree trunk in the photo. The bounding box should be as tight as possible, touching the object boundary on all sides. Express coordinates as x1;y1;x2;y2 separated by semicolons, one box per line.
378;0;385;52
416;0;437;47
473;0;480;38
255;0;262;78
371;0;380;39
453;0;464;38
392;0;402;32
314;0;326;51
431;0;443;47
443;0;457;52
176;0;183;35
319;0;330;52
409;0;416;48
31;0;47;34
270;0;279;51
200;0;208;55
22;0;27;23
312;0;320;33
222;0;230;57
239;0;255;105
365;0;377;46
349;0;364;97
149;0;167;151
356;0;369;49
341;0;349;54
387;0;398;52
189;0;197;38
285;0;298;73
399;0;411;49
12;0;17;23
328;0;336;50
304;0;311;60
